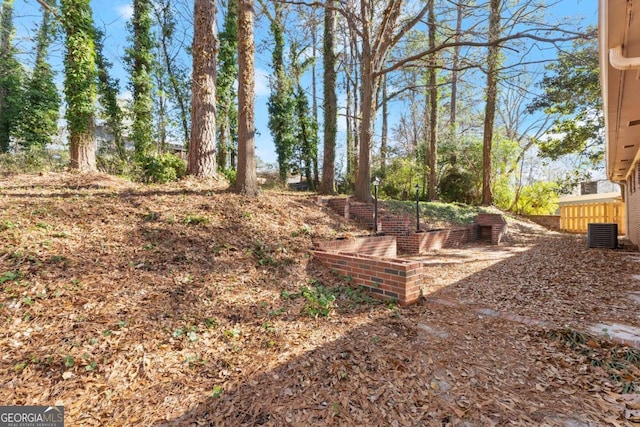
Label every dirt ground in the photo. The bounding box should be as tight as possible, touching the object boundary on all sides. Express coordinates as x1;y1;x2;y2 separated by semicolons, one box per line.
1;172;639;426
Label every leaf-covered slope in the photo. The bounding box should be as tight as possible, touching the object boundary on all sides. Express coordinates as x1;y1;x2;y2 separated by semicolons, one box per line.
1;173;639;426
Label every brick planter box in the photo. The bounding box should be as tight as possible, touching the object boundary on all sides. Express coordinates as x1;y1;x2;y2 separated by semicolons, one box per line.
313;250;424;305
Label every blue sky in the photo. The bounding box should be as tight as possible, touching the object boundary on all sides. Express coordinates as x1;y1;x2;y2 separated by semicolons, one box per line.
11;0;597;167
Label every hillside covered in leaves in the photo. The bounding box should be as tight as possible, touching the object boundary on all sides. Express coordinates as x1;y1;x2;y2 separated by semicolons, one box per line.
1;173;639;426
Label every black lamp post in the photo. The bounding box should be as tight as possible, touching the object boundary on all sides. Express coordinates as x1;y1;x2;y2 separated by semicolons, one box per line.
415;183;420;232
373;177;380;234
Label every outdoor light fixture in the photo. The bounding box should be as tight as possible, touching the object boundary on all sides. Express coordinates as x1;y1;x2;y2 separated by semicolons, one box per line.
415;184;420;232
373;177;381;234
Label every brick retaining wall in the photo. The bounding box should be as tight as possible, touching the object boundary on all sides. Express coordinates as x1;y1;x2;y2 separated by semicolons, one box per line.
313;250;424;305
313;235;397;258
396;226;475;254
313;198;510;304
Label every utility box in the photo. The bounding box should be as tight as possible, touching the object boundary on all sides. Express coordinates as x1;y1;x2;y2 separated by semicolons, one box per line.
587;223;618;249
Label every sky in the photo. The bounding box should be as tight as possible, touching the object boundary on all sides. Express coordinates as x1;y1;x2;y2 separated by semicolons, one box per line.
10;0;598;168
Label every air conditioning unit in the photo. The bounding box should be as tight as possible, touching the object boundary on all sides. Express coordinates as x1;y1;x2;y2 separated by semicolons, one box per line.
587;223;618;249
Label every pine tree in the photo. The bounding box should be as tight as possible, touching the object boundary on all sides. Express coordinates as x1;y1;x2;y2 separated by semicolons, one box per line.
234;0;258;196
188;0;218;177
481;0;501;205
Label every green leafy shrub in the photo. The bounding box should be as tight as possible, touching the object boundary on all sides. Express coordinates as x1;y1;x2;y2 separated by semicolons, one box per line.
512;181;559;215
140;154;186;183
374;158;422;200
301;284;337;318
438;166;480;204
220;168;236;186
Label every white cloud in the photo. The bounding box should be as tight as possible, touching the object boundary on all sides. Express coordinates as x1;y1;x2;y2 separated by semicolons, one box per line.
115;4;134;21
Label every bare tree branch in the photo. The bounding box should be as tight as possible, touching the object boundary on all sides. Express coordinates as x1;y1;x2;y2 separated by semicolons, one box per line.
35;0;60;19
377;29;595;77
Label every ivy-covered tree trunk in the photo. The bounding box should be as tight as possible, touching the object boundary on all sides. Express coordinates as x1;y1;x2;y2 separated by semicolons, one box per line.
427;0;438;201
267;2;295;184
319;0;337;195
61;0;97;171
19;3;60;150
482;0;501;206
310;10;320;187
217;0;238;171
234;0;258;196
188;0;218;177
129;0;154;160
450;0;463;127
94;29;125;160
290;48;318;191
0;0;24;153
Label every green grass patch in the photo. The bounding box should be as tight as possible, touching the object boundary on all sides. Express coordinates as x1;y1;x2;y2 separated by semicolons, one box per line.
384;200;487;226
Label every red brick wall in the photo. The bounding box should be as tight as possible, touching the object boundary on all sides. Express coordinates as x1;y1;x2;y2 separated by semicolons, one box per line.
475;213;507;244
627;178;640;247
326;197;350;219
313;235;397;258
396;227;474;254
313;251;424;305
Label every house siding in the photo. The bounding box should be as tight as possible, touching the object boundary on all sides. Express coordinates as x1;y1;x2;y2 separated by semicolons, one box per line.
628;165;640;247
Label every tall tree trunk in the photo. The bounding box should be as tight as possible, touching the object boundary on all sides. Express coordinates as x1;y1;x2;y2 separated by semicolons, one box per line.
61;0;97;171
352;42;359;183
311;9;320;187
380;74;387;175
450;0;462;126
267;2;294;184
94;29;125;160
18;2;59;151
188;0;218;176
235;0;258;196
345;64;353;184
427;0;437;201
354;9;376;203
130;0;154;159
217;0;238;171
319;0;337;195
482;0;501;205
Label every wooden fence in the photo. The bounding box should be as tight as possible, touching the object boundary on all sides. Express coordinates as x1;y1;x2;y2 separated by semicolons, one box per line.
560;201;626;234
